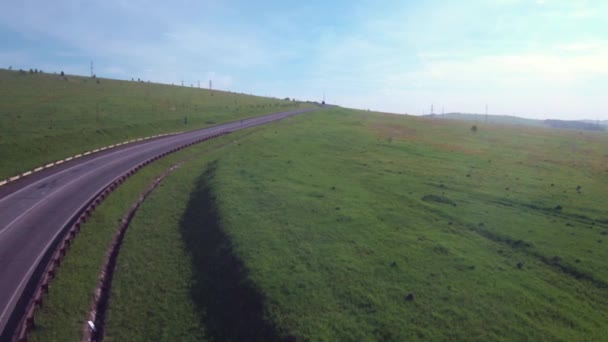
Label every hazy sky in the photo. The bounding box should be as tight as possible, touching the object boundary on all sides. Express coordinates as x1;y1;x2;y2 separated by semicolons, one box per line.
1;0;607;120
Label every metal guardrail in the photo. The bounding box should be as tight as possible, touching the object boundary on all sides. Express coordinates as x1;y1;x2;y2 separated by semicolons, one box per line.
13;132;229;342
0;133;182;188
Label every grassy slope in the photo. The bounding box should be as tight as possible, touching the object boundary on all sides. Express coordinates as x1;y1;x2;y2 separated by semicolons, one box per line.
437;113;545;127
0;68;311;179
105;107;608;340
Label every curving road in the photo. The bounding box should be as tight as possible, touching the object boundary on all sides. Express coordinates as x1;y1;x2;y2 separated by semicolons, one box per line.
0;107;318;338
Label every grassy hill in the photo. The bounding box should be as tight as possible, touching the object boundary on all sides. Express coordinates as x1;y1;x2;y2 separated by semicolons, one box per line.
429;113;606;131
0;68;312;179
30;106;608;340
427;113;545;127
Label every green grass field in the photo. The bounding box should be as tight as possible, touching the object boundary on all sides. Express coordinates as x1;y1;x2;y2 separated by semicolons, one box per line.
94;107;608;340
0;68;311;179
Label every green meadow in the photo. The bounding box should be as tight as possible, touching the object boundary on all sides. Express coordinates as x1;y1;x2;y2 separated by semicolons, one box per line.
96;107;608;340
0;68;310;179
9;73;607;341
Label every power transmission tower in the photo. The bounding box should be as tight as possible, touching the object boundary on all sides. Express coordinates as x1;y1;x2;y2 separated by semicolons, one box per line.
431;104;434;115
209;80;212;90
198;80;200;88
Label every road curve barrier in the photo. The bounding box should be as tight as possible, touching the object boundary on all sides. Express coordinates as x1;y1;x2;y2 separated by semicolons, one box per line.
0;132;183;189
13;131;229;342
81;161;182;342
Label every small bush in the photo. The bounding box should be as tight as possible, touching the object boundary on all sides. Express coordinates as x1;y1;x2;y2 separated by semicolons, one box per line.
471;125;478;132
421;194;456;206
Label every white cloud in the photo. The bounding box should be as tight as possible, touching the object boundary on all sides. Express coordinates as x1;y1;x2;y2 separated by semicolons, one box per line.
2;0;607;119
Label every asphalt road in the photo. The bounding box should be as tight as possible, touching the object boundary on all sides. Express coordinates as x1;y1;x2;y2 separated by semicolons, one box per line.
0;106;318;338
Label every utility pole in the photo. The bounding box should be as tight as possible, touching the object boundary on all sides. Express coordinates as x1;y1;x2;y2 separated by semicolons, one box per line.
209;80;212;90
431;104;434;115
198;80;200;88
90;61;94;77
485;104;488;123
442;107;444;115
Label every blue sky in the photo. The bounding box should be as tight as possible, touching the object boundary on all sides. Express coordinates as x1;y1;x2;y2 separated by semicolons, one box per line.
1;0;607;120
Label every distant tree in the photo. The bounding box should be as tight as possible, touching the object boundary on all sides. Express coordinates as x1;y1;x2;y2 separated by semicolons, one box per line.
284;97;290;101
34;68;38;73
60;71;65;76
92;74;96;78
471;125;478;132
29;68;34;74
8;66;12;70
96;79;100;84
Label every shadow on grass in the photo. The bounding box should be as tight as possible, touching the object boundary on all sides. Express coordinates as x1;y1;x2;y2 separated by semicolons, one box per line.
179;162;285;342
